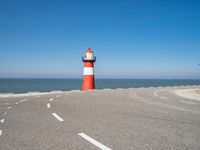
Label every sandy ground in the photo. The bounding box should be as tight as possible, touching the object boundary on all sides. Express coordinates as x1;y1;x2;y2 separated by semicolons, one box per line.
175;88;200;101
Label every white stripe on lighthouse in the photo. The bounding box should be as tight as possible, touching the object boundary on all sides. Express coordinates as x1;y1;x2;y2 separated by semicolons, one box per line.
83;67;94;75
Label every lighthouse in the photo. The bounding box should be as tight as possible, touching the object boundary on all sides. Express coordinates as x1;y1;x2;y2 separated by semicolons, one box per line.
82;48;96;91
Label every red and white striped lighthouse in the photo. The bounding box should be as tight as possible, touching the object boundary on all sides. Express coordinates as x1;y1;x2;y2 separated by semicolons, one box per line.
82;48;96;91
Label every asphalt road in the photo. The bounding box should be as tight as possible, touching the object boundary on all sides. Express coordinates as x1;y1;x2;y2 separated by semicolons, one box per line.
0;86;200;150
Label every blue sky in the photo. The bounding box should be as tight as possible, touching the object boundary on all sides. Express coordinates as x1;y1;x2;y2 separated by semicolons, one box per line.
0;0;200;79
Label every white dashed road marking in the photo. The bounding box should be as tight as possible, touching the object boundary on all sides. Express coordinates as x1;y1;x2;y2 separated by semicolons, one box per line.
8;106;12;109
179;100;197;105
47;103;51;108
79;133;112;150
19;99;28;103
161;96;169;100
0;130;2;136
16;102;19;105
52;113;64;122
3;103;10;105
129;93;200;114
49;98;54;102
0;119;4;123
153;92;158;97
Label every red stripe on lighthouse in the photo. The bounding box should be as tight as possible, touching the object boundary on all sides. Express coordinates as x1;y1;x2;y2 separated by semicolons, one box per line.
82;75;95;90
84;62;94;67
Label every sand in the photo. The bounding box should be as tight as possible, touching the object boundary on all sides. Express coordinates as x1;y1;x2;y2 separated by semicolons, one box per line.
175;88;200;101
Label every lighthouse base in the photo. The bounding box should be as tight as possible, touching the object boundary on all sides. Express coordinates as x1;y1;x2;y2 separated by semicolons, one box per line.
82;75;95;91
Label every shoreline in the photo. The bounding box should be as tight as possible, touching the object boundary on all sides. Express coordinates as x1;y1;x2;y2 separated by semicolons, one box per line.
0;85;200;98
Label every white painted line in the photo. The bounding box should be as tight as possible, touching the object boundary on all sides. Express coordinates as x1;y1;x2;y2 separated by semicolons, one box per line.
16;102;19;105
79;133;112;150
0;130;2;136
161;96;169;100
19;99;28;103
3;103;10;105
1;119;4;123
49;98;54;102
153;92;158;97
8;106;12;109
179;100;197;105
47;103;51;108
52;113;64;122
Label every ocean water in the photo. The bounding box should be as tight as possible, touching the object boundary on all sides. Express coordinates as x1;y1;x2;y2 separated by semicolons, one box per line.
0;78;200;94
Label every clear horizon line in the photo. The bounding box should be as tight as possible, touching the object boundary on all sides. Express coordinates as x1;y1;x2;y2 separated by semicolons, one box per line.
0;77;200;80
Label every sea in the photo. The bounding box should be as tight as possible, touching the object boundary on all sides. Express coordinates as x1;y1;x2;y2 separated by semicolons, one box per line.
0;78;200;94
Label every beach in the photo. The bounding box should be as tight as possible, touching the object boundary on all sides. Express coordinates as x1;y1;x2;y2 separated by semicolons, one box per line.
0;86;200;150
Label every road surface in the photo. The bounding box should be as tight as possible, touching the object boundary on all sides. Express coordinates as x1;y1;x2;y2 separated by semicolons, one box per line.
0;86;200;150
